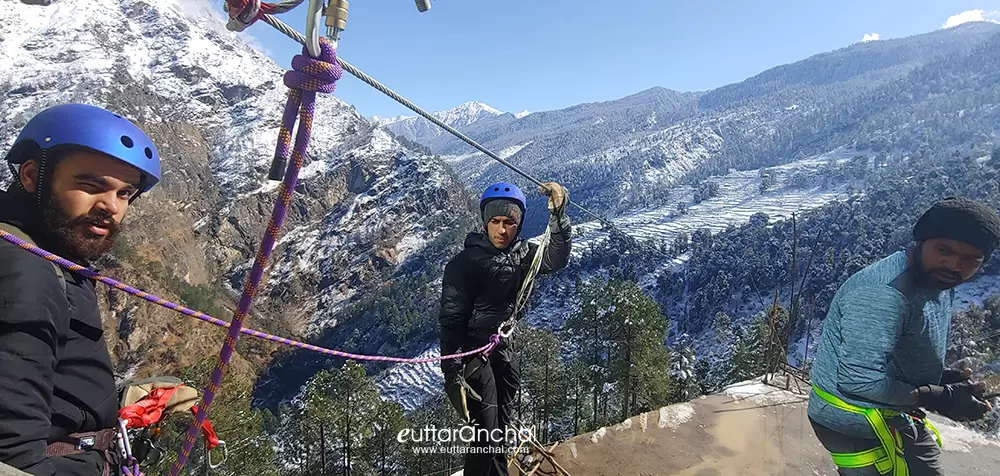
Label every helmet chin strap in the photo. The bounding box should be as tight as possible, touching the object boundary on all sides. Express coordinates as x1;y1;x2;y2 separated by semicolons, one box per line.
6;150;47;207
7;162;25;195
33;149;49;208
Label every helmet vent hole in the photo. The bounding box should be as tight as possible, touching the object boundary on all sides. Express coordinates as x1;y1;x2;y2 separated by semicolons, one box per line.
114;114;122;119
144;147;153;159
505;187;510;191
121;135;134;148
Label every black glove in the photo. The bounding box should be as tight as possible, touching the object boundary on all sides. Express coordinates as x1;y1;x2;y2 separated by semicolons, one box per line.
917;382;991;421
940;367;971;385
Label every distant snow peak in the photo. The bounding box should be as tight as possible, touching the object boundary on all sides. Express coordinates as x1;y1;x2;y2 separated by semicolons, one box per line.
943;9;1000;29
514;109;530;119
435;100;503;126
861;33;880;43
373;100;504;145
371;114;413;127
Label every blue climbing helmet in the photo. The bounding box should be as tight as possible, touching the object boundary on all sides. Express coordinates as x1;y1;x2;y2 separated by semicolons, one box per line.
480;181;527;217
4;103;161;193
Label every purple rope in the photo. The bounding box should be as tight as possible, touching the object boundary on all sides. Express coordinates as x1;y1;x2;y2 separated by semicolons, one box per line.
0;230;494;363
121;459;142;476
0;35;506;476
168;38;342;475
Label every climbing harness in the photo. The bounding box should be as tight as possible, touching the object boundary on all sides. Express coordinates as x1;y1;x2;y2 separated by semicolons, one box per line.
114;378;227;475
811;384;942;475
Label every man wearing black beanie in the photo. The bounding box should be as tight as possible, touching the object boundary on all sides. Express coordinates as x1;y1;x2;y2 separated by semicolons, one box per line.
809;196;1000;475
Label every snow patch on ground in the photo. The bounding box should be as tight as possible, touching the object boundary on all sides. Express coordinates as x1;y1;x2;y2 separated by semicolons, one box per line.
722;379;808;406
613;418;633;432
955;274;1000;309
657;403;696;430
928;415;1000;452
373;345;443;411
589;427;607;443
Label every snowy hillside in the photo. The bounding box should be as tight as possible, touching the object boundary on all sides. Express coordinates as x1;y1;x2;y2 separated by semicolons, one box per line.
374;150;856;410
561;149;857;258
424;23;1000;237
5;0;999;422
374;100;505;145
1;0;475;400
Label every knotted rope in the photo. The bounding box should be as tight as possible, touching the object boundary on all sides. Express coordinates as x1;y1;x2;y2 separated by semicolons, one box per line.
168;37;341;476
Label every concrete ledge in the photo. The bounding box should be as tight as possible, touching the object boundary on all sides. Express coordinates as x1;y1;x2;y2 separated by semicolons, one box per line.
0;462;30;476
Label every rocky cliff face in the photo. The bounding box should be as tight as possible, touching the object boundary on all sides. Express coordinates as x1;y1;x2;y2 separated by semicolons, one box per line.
0;0;475;390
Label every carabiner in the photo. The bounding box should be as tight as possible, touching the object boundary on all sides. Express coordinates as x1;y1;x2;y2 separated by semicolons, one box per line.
304;0;325;57
207;440;227;470
116;419;133;462
498;320;516;339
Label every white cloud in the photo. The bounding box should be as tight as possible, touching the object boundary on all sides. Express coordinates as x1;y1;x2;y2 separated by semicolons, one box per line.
943;9;1000;29
861;33;880;43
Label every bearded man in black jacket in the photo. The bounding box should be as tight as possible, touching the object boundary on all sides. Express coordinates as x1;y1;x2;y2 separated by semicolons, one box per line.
438;181;572;476
0;104;162;476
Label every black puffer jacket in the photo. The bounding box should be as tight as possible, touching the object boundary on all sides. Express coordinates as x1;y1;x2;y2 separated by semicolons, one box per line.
438;213;572;376
0;191;117;475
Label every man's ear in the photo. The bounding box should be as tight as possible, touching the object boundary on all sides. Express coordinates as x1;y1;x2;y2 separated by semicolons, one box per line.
18;159;40;195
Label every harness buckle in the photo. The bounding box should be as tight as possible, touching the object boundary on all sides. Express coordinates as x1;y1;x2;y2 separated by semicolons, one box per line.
75;435;96;450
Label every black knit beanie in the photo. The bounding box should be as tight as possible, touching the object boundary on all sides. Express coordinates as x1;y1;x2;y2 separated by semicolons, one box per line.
913;197;1000;257
481;198;522;230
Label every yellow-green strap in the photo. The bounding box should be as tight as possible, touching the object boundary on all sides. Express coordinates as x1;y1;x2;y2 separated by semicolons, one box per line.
812;385;907;476
830;445;890;470
920;417;943;448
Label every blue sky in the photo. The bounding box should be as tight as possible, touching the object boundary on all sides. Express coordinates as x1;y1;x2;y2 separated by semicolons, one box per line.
227;1;1000;119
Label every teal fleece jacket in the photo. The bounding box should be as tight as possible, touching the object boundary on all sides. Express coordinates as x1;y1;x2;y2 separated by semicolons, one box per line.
808;251;954;439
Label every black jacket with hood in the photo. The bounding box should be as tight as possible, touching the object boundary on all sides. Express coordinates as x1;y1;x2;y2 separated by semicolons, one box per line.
0;190;117;475
438;212;572;377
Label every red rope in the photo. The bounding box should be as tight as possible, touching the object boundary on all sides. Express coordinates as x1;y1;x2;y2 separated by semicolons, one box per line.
119;385;222;450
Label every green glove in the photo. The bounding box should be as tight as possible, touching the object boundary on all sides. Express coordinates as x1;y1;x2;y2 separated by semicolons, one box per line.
539;182;569;215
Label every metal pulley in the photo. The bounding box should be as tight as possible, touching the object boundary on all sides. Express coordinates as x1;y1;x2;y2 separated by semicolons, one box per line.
325;0;349;43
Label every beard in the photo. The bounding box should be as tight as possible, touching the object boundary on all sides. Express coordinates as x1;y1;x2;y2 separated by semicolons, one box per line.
912;244;964;290
40;193;121;261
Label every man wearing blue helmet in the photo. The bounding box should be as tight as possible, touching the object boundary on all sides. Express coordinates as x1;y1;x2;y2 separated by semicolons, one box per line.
0;103;161;475
438;180;572;475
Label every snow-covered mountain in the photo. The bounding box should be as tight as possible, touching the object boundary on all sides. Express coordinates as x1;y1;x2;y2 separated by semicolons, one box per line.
4;0;1000;419
373;100;505;145
0;0;475;392
373;24;1000;409
419;23;1000;237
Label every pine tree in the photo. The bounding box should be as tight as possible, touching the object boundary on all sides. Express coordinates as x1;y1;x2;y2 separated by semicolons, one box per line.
729;316;768;382
519;325;569;443
565;359;595;434
564;280;611;428
602;280;673;420
668;341;699;402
